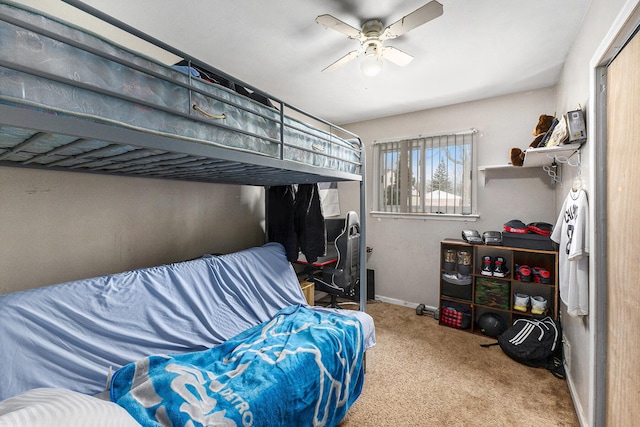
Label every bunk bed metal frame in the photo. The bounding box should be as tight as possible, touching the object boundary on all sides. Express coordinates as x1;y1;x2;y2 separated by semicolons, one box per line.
0;0;368;311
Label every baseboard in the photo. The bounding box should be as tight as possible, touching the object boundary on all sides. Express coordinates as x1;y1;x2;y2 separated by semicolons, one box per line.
564;362;588;427
373;295;437;313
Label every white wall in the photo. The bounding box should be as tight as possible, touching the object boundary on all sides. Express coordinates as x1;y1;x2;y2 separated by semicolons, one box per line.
0;167;265;294
343;1;634;424
342;88;557;307
553;0;633;425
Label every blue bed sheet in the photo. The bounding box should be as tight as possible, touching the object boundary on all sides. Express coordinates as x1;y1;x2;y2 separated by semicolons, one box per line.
0;243;308;400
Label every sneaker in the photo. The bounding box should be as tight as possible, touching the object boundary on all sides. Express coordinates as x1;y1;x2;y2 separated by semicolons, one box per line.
532;267;542;283
531;267;551;284
517;265;531;282
493;256;509;277
538;268;551;284
457;250;472;275
531;296;548;315
443;249;456;272
513;293;530;312
481;256;493;276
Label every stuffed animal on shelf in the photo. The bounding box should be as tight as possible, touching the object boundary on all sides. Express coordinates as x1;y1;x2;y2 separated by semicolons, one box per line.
509;114;555;166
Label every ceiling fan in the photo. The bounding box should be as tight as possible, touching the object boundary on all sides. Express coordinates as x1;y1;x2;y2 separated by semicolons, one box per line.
316;1;443;76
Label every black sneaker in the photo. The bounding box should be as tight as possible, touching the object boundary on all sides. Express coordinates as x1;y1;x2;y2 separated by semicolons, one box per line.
493;256;509;277
531;266;552;284
481;256;493;276
517;265;532;282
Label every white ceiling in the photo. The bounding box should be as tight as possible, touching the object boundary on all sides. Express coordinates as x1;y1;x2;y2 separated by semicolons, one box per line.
26;0;591;125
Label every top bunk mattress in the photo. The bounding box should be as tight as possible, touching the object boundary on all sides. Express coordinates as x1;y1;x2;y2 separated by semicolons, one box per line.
0;2;362;185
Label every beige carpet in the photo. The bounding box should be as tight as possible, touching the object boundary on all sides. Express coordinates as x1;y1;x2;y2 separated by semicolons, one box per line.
338;301;579;427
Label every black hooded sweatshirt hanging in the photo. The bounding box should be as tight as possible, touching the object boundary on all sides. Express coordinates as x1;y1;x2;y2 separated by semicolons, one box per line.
293;184;326;264
266;185;298;262
266;184;326;263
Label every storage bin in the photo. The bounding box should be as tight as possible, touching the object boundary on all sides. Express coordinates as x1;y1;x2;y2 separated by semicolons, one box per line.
299;280;315;306
501;232;556;251
475;277;510;310
440;302;471;329
442;273;473;300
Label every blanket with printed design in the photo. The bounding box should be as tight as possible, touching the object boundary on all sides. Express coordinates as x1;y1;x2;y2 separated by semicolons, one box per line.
110;305;364;427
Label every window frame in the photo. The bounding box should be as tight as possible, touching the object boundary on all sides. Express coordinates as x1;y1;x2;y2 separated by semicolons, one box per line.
371;128;479;221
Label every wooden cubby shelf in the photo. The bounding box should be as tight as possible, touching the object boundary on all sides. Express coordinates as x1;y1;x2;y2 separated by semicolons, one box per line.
439;239;559;335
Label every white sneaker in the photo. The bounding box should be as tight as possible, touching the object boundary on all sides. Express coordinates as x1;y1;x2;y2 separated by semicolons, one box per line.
531;296;548;315
513;293;529;312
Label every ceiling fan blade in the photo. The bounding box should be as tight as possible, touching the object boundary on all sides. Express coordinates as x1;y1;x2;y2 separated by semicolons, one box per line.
322;49;361;73
382;0;443;40
315;14;362;39
382;46;414;67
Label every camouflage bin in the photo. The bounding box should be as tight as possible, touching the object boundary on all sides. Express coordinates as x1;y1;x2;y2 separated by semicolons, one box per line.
474;277;510;310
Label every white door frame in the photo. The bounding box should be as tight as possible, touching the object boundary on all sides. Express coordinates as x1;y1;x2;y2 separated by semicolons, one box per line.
590;1;640;425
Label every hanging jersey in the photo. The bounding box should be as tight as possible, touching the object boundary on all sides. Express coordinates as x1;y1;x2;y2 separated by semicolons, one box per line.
551;188;589;316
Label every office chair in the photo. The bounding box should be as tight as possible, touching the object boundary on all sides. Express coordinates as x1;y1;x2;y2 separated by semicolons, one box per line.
312;211;360;308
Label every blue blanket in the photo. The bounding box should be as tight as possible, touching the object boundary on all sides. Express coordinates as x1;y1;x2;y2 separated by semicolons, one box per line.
110;305;364;427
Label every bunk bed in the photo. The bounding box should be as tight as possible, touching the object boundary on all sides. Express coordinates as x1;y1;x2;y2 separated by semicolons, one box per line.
0;1;369;426
0;0;365;282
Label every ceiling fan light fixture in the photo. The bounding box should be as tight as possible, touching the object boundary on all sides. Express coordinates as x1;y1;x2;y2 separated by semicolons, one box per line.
316;1;443;75
360;45;383;77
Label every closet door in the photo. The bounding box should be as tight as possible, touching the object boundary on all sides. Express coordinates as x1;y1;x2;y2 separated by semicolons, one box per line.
606;27;640;426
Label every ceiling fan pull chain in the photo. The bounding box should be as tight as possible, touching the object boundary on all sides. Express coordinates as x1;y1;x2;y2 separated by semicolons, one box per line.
193;104;226;120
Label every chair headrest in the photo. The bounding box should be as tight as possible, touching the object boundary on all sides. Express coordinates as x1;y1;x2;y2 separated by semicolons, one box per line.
345;211;359;230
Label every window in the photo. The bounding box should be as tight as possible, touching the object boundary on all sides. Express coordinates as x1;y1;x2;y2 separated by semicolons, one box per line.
373;129;477;216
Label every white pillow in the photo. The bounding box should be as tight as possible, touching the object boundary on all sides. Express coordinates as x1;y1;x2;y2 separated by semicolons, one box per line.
0;388;140;427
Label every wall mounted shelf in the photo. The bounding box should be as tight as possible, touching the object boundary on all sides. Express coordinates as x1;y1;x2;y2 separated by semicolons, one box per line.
479;143;582;184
